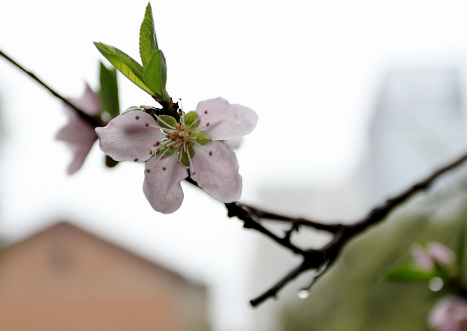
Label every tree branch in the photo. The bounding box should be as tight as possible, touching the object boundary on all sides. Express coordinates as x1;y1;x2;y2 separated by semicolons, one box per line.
0;48;103;128
245;204;342;233
226;150;467;306
249;259;314;306
225;202;309;256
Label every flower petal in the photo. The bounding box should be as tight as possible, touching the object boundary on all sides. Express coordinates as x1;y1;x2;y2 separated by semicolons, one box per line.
411;244;434;271
429;296;467;329
67;84;101;116
56;84;101;174
143;154;188;213
96;110;165;162
428;242;456;267
56;114;97;174
191;141;242;202
195;97;258;140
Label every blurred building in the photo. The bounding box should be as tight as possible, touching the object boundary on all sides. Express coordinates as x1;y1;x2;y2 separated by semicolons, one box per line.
0;221;210;331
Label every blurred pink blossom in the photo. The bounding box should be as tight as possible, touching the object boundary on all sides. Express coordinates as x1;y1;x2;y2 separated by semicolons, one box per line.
429;296;467;331
56;84;100;174
411;242;456;272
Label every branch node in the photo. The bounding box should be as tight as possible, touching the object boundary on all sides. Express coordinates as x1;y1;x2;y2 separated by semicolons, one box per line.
283;220;300;242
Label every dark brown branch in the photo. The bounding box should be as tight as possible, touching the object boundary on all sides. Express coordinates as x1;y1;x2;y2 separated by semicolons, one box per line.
245;204;342;233
0;48;103;128
351;150;467;232
225;202;309;256
250;259;312;306
227;150;467;306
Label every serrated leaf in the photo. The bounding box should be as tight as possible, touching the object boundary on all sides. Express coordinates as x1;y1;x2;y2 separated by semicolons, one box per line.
94;42;154;95
143;49;169;102
139;2;158;67
98;62;120;118
386;266;437;282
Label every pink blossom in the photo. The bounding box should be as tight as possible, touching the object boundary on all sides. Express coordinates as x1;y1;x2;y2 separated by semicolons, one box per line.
429;297;467;331
96;97;257;213
429;242;456;266
411;242;456;272
56;84;101;174
412;244;435;270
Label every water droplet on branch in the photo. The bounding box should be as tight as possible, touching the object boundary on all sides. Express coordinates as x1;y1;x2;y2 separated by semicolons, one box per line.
297;289;310;299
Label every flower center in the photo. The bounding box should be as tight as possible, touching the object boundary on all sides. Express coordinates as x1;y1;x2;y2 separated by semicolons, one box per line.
167;123;194;143
154;112;210;167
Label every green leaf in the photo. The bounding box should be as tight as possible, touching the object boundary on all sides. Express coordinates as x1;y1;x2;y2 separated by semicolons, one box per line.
386;266;437;282
98;62;120;119
157;115;177;131
139;2;158;67
143;49;169;102
94;42;154;95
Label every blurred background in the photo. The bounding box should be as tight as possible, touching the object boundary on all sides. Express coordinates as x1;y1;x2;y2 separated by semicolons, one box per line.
2;0;467;330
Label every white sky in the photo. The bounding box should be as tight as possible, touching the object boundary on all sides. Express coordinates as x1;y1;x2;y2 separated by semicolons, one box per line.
2;1;467;330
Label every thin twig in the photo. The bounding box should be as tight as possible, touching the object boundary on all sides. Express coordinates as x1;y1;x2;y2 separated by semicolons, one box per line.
0;48;103;128
249;259;313;306
225;202;309;256
245;204;342;233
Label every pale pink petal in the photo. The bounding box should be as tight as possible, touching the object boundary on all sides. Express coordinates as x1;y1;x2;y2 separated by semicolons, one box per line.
96;110;165;162
56;114;97;174
66;83;101;116
429;297;467;331
411;244;434;271
56;84;101;174
429;242;456;267
195;97;258;140
191;141;242;202
143;154;188;213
